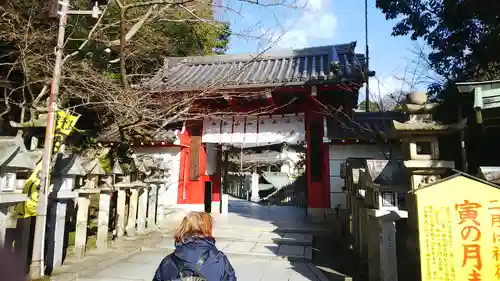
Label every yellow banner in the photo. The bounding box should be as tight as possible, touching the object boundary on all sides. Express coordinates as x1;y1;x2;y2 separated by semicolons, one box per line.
17;110;79;218
416;174;500;281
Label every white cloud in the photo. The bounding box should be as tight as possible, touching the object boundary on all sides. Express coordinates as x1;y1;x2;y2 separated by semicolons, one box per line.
368;76;405;98
358;75;429;110
258;0;337;50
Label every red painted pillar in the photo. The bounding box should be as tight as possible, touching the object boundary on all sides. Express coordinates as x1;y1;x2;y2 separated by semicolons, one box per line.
210;146;221;202
176;120;207;206
305;109;330;217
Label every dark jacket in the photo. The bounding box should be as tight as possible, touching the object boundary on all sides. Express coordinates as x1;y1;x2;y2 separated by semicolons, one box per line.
153;237;237;281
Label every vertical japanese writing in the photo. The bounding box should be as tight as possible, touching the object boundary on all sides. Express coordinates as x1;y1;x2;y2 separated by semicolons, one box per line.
422;205;454;281
456;200;483;281
489;200;500;280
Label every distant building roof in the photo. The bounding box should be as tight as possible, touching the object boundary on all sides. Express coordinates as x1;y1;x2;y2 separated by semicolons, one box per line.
328;111;406;140
261;172;293;189
144;42;366;92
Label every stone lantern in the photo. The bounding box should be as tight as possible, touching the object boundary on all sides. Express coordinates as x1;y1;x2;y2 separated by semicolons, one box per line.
74;158;106;259
389;91;466;280
362;159;409;281
47;153;85;269
0;135;36;248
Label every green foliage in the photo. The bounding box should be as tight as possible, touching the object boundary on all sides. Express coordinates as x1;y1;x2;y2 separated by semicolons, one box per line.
358;100;381;112
375;0;500;170
0;0;231;137
376;0;500;83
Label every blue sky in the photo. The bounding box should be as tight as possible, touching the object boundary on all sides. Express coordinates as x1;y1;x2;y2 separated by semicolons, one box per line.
218;0;430;101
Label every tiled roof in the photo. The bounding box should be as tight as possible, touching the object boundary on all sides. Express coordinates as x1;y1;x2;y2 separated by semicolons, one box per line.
328;111;407;140
144;42;366;91
97;123;182;143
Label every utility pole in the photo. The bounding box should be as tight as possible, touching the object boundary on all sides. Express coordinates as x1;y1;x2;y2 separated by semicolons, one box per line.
364;0;370;112
31;0;105;277
30;0;69;277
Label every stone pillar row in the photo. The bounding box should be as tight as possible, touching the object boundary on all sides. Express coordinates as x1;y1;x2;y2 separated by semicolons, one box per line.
68;182;163;262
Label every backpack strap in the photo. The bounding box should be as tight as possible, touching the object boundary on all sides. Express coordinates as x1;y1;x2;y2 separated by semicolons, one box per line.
176;251;209;278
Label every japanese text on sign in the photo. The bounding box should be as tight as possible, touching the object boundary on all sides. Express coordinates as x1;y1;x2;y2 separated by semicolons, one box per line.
415;174;500;281
456;200;483;280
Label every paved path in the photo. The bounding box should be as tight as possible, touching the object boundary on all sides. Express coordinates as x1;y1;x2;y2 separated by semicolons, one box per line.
58;197;333;281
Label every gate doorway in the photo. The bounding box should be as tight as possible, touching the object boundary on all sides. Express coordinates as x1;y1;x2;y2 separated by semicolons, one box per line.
204;181;212;213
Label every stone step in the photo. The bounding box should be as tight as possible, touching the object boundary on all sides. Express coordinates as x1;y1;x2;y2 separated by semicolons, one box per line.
160;221;331;237
213;228;313;245
154;238;313;261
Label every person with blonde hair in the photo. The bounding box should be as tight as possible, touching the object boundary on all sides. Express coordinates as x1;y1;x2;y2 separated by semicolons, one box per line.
153;212;237;281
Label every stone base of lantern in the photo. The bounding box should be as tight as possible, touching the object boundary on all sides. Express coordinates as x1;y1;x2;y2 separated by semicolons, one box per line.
366;209;408;281
75;189;99;259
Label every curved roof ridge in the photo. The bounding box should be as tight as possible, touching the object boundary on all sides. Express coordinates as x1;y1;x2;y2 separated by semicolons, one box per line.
164;42;358;65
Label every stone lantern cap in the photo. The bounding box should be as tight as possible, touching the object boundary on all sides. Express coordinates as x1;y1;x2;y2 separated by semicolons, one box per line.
9;113;48;128
0;135;37;171
110;161;124;175
82;158;107;176
134;158;148;174
54;153;86;176
364;159;409;191
392;91;467;135
477;166;500;185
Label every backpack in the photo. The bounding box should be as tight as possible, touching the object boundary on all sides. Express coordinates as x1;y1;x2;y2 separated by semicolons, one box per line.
170;252;208;281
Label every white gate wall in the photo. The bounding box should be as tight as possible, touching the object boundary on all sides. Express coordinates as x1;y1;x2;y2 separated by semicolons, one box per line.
202;113;305;147
328;144;401;209
134;147;181;208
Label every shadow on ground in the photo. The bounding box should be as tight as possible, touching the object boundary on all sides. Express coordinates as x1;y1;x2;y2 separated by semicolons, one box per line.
312;236;367;281
223;197;357;281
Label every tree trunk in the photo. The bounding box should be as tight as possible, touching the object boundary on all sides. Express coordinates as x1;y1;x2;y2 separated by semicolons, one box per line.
119;8;128;88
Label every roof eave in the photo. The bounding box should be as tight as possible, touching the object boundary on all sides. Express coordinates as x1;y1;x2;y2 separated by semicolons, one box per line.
146;76;365;94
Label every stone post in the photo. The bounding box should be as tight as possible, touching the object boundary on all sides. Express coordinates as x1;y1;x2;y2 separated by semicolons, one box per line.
15;217;31;270
96;187;112;250
251;168;259;202
47;173;81;269
147;184;158;230
0;205;8;247
126;187;139;236
156;183;165;227
0;193;28;268
115;188;127;237
137;186;148;234
379;219;397;281
46;199;66;268
220;194;229;215
75;192;92;259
